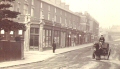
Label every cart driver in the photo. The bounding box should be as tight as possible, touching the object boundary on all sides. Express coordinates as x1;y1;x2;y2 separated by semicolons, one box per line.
99;35;105;43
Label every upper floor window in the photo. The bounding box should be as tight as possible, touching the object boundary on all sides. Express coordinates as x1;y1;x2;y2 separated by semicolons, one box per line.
69;15;71;19
24;4;28;14
41;2;43;8
32;0;34;5
55;8;56;13
65;18;67;27
48;5;50;11
17;3;20;12
65;12;66;16
31;8;34;16
60;10;62;15
69;20;70;26
25;0;27;2
60;17;62;23
54;15;56;22
48;12;50;20
40;10;44;20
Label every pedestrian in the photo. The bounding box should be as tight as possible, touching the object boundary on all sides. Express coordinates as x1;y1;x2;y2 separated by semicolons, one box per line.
52;41;56;53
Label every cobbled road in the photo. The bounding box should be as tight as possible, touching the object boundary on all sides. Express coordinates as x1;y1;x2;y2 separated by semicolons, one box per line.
4;41;120;69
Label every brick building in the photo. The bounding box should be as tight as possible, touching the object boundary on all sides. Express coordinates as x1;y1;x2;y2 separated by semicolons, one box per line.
89;17;99;41
0;0;99;51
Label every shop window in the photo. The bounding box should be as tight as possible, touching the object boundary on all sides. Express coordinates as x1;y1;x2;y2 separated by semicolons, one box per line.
35;28;39;34
30;28;39;46
44;30;52;47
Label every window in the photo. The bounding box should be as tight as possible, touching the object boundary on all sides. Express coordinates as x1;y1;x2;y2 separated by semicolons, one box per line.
60;10;62;15
30;28;39;34
60;17;62;23
48;12;50;20
10;31;14;35
70;20;72;28
48;5;50;11
65;12;66;16
30;28;39;46
18;30;22;35
31;8;34;16
17;3;20;12
55;8;56;13
54;15;56;22
41;2;43;8
32;0;34;5
24;4;28;14
69;20;70;27
44;30;52;47
0;30;4;34
40;10;44;19
65;18;67;27
40;10;43;16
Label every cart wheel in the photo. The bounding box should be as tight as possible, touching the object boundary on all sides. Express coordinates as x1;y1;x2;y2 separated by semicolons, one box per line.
107;49;111;60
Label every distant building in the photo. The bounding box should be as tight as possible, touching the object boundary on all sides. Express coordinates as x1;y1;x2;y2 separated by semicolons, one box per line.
108;25;120;40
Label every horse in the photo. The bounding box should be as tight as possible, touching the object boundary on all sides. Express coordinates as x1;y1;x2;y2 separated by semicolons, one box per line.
92;41;110;60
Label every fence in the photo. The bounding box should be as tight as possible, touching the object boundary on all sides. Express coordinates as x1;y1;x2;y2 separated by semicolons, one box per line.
0;41;23;62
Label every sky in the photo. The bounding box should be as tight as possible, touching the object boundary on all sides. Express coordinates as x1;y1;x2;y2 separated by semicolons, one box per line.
61;0;120;28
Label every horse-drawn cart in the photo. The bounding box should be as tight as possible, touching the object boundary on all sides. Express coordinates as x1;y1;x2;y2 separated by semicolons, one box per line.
93;42;111;60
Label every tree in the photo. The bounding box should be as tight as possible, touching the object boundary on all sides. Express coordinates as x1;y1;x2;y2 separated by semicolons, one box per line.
0;0;26;32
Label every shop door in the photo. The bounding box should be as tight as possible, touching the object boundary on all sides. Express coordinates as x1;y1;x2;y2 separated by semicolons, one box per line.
29;28;39;50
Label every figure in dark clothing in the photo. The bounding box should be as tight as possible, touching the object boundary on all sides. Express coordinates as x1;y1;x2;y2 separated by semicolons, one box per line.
92;43;101;60
52;41;56;53
92;42;100;59
99;35;105;43
15;36;21;41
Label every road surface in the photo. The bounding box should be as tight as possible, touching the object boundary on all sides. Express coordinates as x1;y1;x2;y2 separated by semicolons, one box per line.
5;41;120;69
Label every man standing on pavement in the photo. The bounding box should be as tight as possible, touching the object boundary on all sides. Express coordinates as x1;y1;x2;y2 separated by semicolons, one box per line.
52;41;56;53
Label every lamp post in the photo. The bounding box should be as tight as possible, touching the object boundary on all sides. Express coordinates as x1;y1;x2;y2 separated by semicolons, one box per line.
79;34;81;44
52;18;55;43
74;35;76;46
68;35;70;46
84;31;86;43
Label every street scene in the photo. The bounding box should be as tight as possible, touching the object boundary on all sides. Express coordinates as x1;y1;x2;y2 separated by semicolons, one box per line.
4;40;120;69
0;0;120;69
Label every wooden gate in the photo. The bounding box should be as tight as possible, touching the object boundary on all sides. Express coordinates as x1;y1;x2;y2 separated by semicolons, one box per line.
0;41;23;62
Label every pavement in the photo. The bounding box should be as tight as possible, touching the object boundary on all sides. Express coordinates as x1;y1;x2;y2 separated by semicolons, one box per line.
0;43;93;68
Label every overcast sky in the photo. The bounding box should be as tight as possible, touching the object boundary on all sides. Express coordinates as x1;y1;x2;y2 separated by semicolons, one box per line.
61;0;120;28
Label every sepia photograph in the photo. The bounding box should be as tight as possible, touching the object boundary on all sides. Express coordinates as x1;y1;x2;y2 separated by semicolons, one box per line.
0;0;120;69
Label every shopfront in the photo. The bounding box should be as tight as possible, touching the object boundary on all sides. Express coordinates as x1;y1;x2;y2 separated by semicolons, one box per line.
29;25;39;50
